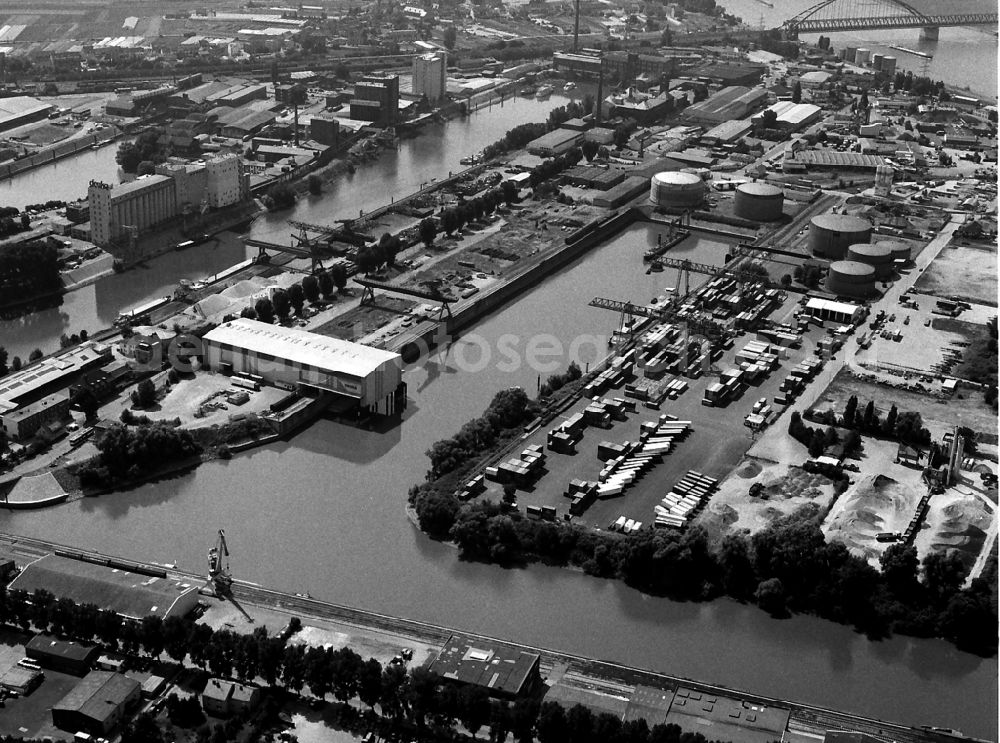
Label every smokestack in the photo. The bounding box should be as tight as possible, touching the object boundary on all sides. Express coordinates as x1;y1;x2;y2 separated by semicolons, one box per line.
573;0;580;52
595;56;604;123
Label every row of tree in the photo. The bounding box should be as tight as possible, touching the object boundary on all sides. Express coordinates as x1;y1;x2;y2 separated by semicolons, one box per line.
1;586;740;743
242;265;349;324
788;411;861;459
437;182;518;238
806;395;933;447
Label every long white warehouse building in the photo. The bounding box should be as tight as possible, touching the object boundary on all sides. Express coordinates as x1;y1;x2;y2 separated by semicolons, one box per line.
203;319;404;414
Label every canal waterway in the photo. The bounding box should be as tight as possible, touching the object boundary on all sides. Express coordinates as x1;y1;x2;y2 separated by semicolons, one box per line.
2;222;996;737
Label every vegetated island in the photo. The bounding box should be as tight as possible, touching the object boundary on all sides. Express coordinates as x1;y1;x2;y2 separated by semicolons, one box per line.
408;370;998;658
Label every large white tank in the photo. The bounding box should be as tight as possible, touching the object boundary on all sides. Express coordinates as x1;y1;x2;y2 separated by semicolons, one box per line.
649;171;705;209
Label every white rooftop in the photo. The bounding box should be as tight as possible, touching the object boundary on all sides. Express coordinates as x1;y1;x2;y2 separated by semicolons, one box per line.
806;297;862;316
204;319;401;378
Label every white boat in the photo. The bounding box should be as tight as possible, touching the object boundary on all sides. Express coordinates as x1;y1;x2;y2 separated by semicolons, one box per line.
563;82;576;92
535;85;554;99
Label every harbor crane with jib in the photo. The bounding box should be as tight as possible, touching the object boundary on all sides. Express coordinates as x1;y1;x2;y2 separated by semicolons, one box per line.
205;529;253;623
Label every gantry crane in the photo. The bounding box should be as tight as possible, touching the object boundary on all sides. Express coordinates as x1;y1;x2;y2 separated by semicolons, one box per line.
205;530;253;623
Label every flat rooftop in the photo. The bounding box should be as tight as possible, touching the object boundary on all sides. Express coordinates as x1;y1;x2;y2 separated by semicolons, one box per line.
203;318;401;379
429;634;539;696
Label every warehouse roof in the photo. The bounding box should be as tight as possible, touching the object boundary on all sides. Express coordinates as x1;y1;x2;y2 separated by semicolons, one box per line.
52;671;139;723
0;95;53;127
9;554;199;620
204;319;401;378
794;150;886;169
26;635;98;664
429;635;539;696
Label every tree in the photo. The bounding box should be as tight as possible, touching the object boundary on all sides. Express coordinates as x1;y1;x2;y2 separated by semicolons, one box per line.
28;348;42;362
72;386;100;421
288;283;305;314
535;701;568;743
131;379;157;409
922;551;967;604
301;274;320;303
255;298;275;323
882;403;899;436
807;430;825;458
308;174;323;195
419;217;438;247
272;289;291;320
10;356;21;372
357;657;383;710
791;81;802;103
442;26;457;50
843;394;858;427
355;244;381;274
755;577;787;615
881;543;920;601
0;345;7;377
137;160;156;176
330;264;348;291
861;400;878;431
316;270;334;298
501;180;518;205
581;138;599;162
718;534;755;599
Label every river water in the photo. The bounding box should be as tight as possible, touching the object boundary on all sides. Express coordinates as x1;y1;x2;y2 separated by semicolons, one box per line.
0;75;997;735
2;221;997;736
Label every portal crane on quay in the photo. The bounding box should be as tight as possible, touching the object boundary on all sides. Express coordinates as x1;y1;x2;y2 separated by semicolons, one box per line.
206;530;253;623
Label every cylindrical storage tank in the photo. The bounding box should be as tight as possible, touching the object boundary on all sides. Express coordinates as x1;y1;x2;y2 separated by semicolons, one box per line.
809;214;873;259
855;48;871;65
876;239;911;263
827;260;876;298
847;242;894;279
881;56;897;76
872;53;885;70
649;171;705;208
843;47;858;62
734;183;784;221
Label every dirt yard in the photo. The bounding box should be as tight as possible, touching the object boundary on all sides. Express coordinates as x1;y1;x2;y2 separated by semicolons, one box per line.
823;473;924;566
913;243;998;307
915;488;994;573
698;458;840;539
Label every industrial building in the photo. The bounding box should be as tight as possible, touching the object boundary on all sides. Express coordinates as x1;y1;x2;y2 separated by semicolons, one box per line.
753;101;823;131
604;88;672;125
804;297;864;325
351;73;400;126
734;183;784;221
205;153;247;207
8;554;201;621
0;96;54;131
0;391;70;441
689;62;767;87
682;86;768;125
526;128;584;158
51;671;140;737
202;318;405;414
847;243;894;279
826;260;877;298
88;175;178;249
429;634;541;699
412;51;447;102
649;171;705;209
26;635;100;675
809;214;873;259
